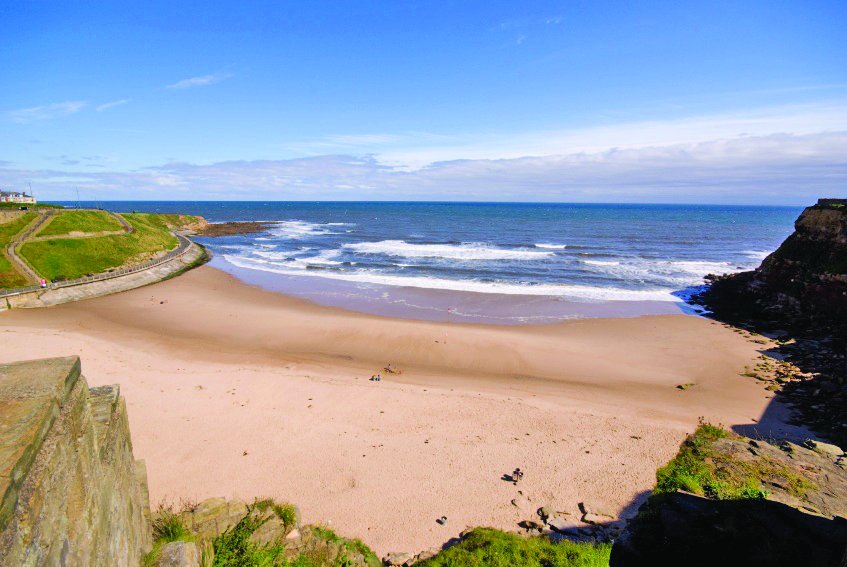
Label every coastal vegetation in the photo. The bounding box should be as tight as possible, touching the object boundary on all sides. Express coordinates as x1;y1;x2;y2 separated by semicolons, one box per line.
417;528;611;567
18;213;180;281
144;497;382;567
0;201;63;210
654;423;768;500
0;212;36;287
36;209;123;236
126;212;205;232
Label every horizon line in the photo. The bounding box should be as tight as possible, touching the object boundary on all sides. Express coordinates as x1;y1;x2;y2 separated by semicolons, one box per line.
44;199;814;208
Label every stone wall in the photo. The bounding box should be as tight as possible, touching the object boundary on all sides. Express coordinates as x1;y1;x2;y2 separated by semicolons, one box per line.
0;356;151;565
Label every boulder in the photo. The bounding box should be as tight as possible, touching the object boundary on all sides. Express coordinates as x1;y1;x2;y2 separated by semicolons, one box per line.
178;497;248;540
547;515;573;533
383;551;415;566
415;548;439;562
804;439;844;458
153;541;200;567
582;513;615;525
249;515;289;545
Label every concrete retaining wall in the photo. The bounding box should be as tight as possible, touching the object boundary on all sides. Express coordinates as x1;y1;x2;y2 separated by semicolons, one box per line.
3;241;206;310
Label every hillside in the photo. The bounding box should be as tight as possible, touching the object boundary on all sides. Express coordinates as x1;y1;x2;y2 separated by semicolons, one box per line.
0;209;203;287
0;212;37;287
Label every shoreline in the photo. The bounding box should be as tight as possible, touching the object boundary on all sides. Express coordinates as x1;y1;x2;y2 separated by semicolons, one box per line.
208;254;695;325
0;265;809;555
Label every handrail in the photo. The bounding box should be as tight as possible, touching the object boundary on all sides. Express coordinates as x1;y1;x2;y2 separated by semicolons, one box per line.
0;234;194;298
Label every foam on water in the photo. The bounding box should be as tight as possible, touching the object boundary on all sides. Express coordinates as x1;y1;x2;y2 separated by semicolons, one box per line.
90;201;799;317
224;254;678;302
343;240;554;260
270;220;348;239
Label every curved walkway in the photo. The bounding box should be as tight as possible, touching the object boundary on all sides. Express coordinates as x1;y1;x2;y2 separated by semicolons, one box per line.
107;211;133;231
3;238;206;308
5;212;54;284
27;229;127;242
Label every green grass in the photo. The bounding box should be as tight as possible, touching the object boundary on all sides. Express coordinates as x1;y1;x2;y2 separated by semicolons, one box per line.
252;498;299;530
655;423;770;500
416;528;611;567
212;512;288;567
0;212;36;288
126;212;202;231
37;210;123;236
144;506;195;567
209;509;380;567
0;202;63;210
19;213;178;280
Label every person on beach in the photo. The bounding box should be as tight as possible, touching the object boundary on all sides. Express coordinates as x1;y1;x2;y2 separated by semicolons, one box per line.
512;468;523;484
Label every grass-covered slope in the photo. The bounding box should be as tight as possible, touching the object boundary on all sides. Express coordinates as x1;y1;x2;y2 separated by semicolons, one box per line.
0;212;36;287
418;528;611;567
19;213;179;281
37;210;123;236
126;212;204;232
145;497;381;567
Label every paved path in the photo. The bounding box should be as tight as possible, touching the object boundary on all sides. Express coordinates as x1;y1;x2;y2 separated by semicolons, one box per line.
5;212;52;284
107;211;133;231
28;230;127;242
5;241;206;308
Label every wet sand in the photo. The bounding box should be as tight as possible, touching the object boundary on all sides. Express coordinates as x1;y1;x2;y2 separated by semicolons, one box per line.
0;266;794;555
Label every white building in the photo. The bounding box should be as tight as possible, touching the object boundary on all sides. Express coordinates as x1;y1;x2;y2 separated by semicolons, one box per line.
0;191;36;204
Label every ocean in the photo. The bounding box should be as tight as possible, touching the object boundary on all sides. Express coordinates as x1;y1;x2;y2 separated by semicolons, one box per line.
71;201;802;324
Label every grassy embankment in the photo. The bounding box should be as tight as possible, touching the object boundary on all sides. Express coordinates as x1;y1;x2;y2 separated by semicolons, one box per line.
0;202;63;210
418;529;611;567
0;212;37;287
36;210;123;236
18;212;199;281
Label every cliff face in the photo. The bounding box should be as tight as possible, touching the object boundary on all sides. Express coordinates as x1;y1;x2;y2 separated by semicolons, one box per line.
704;201;847;331
0;357;151;565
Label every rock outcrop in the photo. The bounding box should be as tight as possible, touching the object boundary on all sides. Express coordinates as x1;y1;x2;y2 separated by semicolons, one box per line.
148;497;381;567
0;356;151;565
702;199;847;332
699;198;847;446
610;425;847;567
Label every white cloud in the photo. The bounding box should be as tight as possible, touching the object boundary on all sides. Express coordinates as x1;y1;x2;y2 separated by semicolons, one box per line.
6;101;87;123
2;131;845;205
373;102;847;169
96;99;131;112
165;73;233;90
4;101;845;205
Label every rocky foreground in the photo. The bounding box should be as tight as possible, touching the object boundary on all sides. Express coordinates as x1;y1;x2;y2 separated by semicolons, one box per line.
610;425;847;566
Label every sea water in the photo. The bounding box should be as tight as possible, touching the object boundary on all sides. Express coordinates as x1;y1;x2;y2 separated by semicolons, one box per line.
73;201;801;324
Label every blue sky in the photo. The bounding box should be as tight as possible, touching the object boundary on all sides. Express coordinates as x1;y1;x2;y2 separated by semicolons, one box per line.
1;0;846;203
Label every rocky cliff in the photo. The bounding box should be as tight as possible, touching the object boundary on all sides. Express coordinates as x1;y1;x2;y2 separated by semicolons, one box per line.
702;199;847;332
699;198;847;446
0;356;151;565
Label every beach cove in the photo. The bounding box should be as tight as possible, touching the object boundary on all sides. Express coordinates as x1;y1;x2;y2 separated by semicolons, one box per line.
0;265;803;556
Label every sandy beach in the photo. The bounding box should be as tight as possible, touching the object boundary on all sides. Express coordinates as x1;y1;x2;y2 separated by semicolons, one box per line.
0;266;796;555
